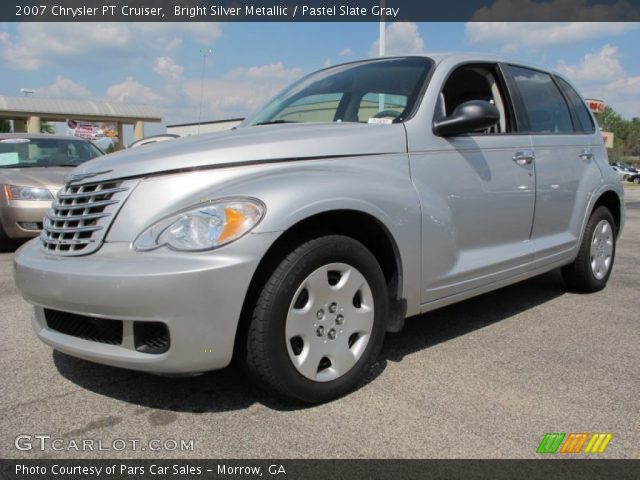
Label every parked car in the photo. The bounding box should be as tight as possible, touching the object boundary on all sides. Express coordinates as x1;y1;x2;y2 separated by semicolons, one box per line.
128;134;180;149
0;134;103;243
611;165;629;180
14;54;624;403
627;172;640;184
611;163;639;181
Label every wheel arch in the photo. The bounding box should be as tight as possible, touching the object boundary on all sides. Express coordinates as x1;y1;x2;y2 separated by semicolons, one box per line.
234;209;405;361
592;189;622;236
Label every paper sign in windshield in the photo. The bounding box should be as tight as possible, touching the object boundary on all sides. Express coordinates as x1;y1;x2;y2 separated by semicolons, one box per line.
368;117;394;124
0;152;20;166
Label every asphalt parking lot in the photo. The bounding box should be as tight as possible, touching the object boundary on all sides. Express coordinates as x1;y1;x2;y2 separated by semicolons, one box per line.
1;189;639;460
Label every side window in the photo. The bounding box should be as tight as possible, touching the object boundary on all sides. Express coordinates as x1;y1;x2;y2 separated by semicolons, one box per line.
67;142;79;160
357;93;407;122
74;142;93;160
508;66;573;133
555;77;595;133
272;93;343;123
439;64;511;133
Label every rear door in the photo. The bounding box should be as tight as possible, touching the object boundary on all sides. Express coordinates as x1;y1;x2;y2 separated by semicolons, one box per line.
506;66;603;262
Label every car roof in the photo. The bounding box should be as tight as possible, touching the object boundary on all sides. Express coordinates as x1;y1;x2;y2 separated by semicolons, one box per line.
335;53;563;79
128;133;180;146
0;133;89;141
435;53;560;74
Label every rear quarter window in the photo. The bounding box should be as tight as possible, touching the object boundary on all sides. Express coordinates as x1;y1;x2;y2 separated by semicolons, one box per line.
555;77;595;134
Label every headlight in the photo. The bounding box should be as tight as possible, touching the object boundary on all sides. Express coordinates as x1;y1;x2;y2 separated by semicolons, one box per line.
3;184;53;201
133;198;265;252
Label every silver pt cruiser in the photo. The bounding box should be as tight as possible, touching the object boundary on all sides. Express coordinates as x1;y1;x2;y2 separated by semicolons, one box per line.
14;54;624;403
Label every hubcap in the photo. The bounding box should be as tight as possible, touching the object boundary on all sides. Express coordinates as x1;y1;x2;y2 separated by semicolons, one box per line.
590;219;614;280
285;263;374;382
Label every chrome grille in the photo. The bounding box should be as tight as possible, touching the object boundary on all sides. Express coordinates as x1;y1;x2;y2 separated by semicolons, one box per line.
41;180;131;256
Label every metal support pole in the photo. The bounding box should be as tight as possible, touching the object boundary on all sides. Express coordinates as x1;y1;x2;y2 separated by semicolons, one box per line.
378;0;386;112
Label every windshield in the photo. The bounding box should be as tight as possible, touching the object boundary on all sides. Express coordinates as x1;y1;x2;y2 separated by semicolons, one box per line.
0;137;103;168
243;57;433;126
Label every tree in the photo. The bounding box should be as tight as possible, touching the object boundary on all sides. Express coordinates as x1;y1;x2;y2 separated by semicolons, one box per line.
599;106;624;134
626;118;640;157
40;121;55;134
598;106;640;165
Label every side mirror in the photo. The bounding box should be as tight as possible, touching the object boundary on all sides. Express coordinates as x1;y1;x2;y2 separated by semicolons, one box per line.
433;100;500;137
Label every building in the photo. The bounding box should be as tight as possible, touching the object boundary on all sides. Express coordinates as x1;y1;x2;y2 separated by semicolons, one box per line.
0;95;162;150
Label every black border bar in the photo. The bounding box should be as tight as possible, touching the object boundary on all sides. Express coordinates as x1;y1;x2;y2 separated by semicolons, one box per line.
3;0;640;22
2;459;640;480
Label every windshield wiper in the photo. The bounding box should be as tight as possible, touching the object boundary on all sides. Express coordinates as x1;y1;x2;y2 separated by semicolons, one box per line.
254;120;298;126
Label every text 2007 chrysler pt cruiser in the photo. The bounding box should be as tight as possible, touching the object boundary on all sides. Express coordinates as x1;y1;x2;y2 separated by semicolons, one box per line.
15;55;624;402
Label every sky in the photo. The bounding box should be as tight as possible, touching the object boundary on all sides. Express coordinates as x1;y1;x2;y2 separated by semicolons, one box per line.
1;21;639;140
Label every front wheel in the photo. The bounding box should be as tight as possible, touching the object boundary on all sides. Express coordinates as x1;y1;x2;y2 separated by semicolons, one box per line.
0;222;8;245
561;206;616;292
245;235;388;403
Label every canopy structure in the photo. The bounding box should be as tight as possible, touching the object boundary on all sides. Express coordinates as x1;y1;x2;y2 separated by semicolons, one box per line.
0;95;163;149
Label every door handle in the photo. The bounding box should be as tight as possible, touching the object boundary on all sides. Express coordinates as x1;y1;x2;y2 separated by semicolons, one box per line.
579;149;594;161
513;151;535;165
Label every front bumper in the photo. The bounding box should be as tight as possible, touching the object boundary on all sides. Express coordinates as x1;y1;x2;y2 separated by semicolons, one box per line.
14;232;279;374
0;200;50;238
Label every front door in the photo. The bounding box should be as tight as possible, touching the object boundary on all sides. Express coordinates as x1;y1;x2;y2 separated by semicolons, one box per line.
409;63;536;304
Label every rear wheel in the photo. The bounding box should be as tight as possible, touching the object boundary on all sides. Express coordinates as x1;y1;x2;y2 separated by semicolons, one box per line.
561;206;616;293
634;177;640;184
245;235;388;403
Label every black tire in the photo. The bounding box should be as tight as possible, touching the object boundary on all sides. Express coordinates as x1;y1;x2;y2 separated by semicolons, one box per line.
561;206;616;293
633;177;640;184
245;235;388;403
0;222;8;244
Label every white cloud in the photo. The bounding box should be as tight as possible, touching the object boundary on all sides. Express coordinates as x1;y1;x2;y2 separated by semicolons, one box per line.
598;76;640;119
34;75;91;98
227;62;303;81
470;0;640;21
153;56;184;82
323;58;333;68
369;22;426;57
106;77;164;104
605;76;640;95
339;47;354;57
555;44;624;83
182;61;303;119
0;23;222;71
555;44;640;119
465;22;640;50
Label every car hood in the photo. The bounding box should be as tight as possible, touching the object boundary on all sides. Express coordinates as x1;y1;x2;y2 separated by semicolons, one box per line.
69;122;408;182
0;167;71;191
